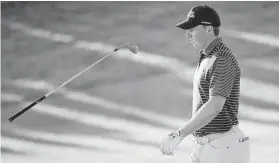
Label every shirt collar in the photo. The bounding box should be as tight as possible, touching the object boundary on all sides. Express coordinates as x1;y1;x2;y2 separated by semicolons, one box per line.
200;37;223;56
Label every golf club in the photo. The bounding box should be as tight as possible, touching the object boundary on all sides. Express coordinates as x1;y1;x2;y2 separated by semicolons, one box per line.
8;42;138;122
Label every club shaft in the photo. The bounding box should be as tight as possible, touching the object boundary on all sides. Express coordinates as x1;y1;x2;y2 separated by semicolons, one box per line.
46;51;115;97
8;49;117;122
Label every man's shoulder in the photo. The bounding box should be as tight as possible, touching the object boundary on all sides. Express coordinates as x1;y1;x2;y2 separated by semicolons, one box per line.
212;43;239;63
214;42;234;58
211;43;240;69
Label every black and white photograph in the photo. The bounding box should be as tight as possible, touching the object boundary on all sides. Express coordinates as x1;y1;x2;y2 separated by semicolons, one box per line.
1;1;279;163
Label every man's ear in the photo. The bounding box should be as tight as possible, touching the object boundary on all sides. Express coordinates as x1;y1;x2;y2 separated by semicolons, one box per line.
206;26;213;33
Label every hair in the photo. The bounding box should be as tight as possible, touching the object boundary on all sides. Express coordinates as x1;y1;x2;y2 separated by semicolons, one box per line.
202;26;220;36
213;27;220;36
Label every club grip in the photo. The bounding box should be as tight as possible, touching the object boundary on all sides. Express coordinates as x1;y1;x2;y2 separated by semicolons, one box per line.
8;96;46;122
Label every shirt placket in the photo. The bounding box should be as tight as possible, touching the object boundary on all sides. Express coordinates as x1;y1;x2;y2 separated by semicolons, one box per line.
192;53;205;115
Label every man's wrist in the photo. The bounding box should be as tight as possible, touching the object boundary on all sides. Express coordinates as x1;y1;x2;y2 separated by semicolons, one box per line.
176;129;185;138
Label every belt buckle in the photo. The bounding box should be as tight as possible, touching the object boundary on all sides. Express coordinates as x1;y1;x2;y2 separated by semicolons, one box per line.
204;136;210;144
196;136;210;145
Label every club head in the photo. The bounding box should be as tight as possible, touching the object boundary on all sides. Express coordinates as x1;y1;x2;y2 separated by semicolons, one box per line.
122;42;139;54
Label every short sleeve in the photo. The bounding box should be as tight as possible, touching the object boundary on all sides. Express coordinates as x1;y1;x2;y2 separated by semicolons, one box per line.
210;56;236;98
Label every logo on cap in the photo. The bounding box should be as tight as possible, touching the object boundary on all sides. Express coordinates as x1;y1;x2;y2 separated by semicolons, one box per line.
201;21;211;25
187;11;195;19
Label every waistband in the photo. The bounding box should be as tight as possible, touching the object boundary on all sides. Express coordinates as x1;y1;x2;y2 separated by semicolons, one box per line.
194;125;240;145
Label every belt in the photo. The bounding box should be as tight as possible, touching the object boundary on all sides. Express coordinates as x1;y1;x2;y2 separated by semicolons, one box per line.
194;126;237;145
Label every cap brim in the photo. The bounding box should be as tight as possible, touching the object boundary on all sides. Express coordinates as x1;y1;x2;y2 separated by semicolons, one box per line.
176;19;197;30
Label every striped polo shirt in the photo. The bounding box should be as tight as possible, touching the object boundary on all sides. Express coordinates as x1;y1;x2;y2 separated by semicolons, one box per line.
192;37;240;137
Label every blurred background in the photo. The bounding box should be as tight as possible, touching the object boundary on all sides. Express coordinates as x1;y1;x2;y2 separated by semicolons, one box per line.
1;1;279;163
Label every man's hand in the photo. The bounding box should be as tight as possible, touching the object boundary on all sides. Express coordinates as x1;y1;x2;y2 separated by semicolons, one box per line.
160;131;184;156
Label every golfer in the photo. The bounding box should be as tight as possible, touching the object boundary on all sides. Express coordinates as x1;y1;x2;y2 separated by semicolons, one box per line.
160;5;250;163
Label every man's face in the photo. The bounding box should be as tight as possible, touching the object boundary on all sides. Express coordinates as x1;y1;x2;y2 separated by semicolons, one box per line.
186;25;208;49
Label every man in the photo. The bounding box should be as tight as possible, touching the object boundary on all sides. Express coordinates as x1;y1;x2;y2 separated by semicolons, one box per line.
160;5;250;163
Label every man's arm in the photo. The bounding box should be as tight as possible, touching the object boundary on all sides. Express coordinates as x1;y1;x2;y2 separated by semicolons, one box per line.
178;95;226;137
